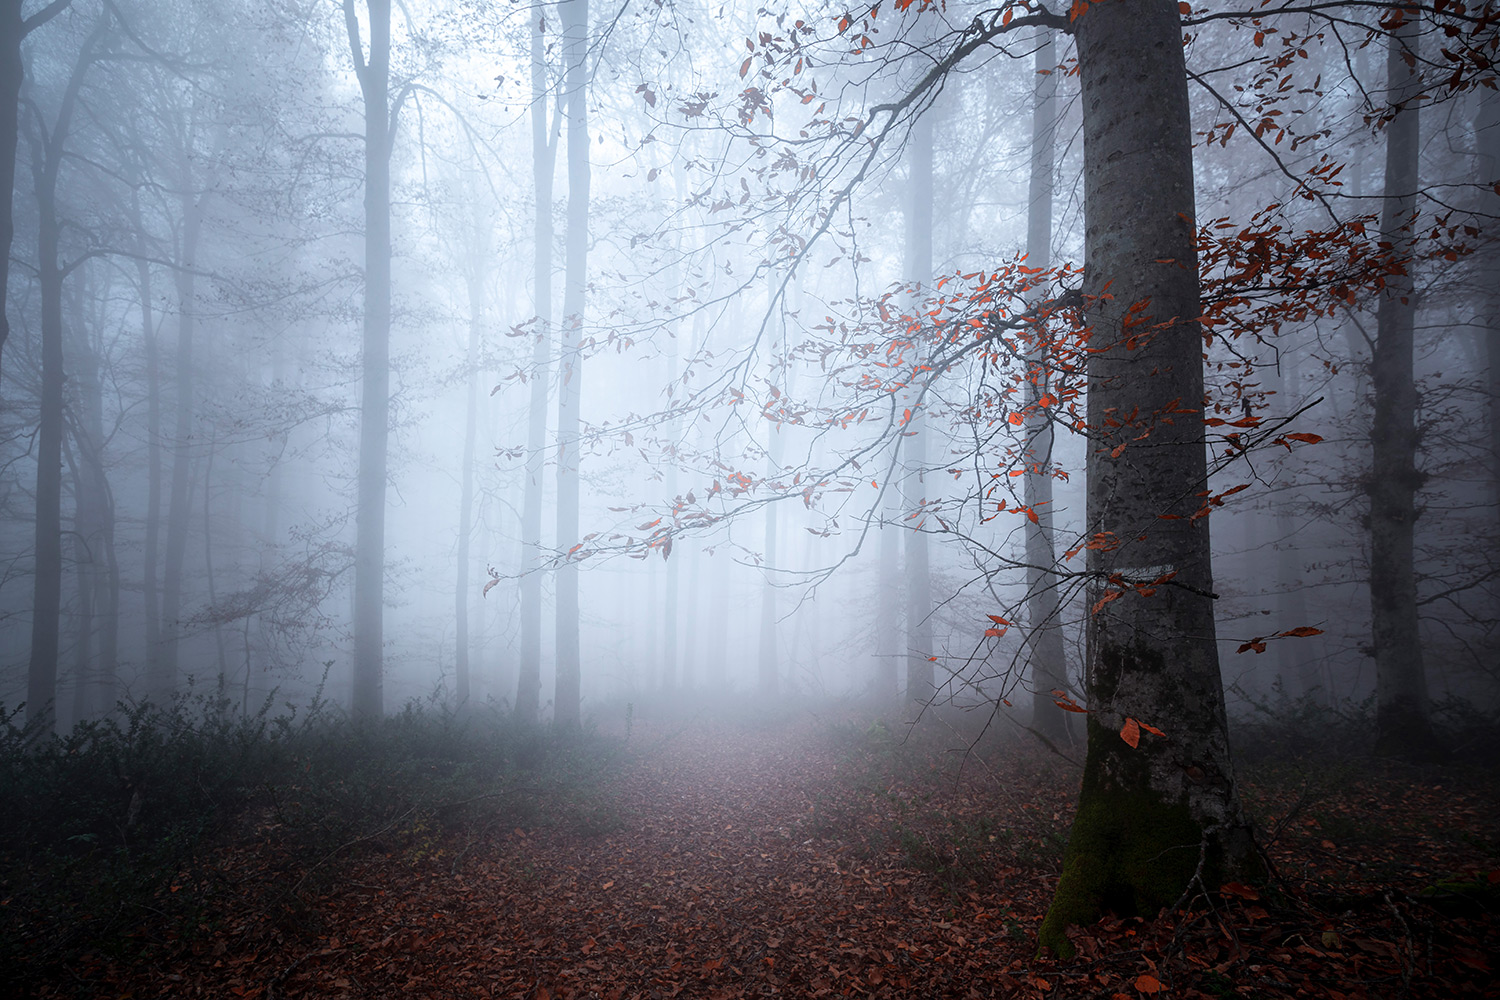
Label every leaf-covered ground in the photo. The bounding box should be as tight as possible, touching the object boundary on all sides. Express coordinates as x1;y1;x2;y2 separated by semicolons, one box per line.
40;706;1500;999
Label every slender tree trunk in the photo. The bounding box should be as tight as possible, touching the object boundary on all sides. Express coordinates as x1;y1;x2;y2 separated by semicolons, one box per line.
157;200;203;701
1025;28;1069;739
0;0;21;380
137;253;162;674
903;92;934;709
23;21;96;731
662;342;680;691
1370;12;1436;759
1039;1;1258;956
553;0;589;729
1475;86;1500;536
518;6;558;724
757;489;779;696
874;482;901;700
1275;349;1319;702
456;272;482;707
346;0;392;721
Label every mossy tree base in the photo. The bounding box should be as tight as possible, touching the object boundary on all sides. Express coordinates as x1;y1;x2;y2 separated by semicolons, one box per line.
1037;718;1262;959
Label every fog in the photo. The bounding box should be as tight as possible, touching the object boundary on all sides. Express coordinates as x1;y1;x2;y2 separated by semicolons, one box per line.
1;0;1495;741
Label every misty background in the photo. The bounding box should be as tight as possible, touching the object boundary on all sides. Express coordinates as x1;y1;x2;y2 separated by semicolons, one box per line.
0;0;1495;735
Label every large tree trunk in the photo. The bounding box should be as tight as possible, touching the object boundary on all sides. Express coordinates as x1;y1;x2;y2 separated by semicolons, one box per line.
1369;13;1436;759
553;0;589;729
156;200;203;701
903;91;934;709
1038;0;1257;956
517;6;557;725
1024;28;1070;740
346;0;392;722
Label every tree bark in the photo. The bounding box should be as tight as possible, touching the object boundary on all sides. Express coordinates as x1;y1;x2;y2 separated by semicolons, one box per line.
1024;28;1070;740
1369;12;1436;759
156;197;203;701
346;0;392;722
553;0;589;729
518;5;558;725
24;16;98;731
0;0;67;380
903;88;934;708
456;266;483;707
137;251;162;676
1039;0;1258;956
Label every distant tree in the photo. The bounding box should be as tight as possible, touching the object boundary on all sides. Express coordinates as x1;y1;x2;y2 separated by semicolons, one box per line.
0;0;70;384
1368;10;1437;759
342;0;393;721
553;0;588;728
21;10;106;730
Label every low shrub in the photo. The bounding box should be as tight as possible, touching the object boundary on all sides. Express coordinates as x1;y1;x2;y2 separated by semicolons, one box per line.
0;684;621;993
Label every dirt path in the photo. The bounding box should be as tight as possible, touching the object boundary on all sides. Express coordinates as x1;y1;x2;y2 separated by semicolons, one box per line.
250;713;1053;1000
83;710;1499;1000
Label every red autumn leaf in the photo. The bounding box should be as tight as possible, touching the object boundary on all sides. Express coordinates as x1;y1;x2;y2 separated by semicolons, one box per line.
1120;717;1141;749
987;614;1010;626
1139;720;1166;737
1220;881;1260;900
984;628;1005;637
1007;412;1024;426
1135;973;1163;994
1283;432;1324;444
1278;625;1323;638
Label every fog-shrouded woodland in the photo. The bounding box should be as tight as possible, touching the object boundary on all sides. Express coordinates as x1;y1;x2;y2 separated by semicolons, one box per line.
3;0;1499;995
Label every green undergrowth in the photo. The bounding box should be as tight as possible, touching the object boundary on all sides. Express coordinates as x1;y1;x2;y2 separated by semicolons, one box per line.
0;685;622;993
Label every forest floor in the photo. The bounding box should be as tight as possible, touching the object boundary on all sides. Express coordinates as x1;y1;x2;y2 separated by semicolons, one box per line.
38;703;1500;1000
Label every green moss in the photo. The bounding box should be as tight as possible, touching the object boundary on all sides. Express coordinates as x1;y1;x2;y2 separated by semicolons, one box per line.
1037;716;1214;958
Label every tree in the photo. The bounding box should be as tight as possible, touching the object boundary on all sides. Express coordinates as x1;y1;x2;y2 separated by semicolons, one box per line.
517;3;559;725
343;0;393;721
1037;0;1258;955
1368;10;1436;759
1023;27;1069;741
902;68;934;710
22;11;105;730
0;0;70;384
553;0;588;729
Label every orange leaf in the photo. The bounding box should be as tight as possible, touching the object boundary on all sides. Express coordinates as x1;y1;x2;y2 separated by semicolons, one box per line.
1139;720;1166;737
1135;973;1163;994
1178;1;1191;12
1120;717;1141;749
1278;626;1323;638
1284;432;1323;444
988;614;1010;625
984;627;1005;637
1008;412;1024;426
1054;698;1090;714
